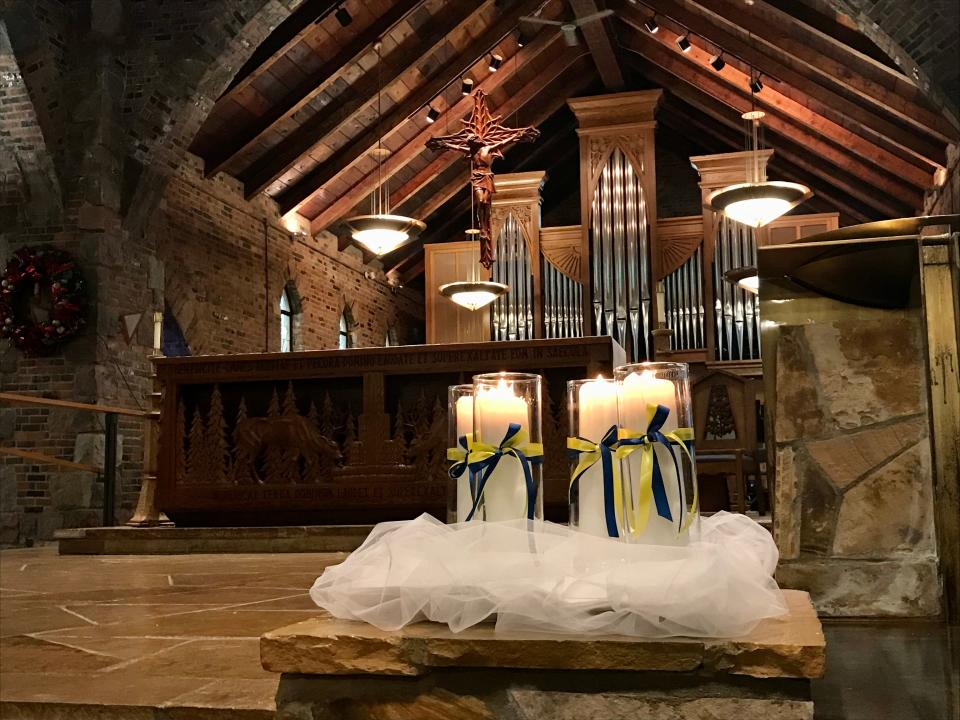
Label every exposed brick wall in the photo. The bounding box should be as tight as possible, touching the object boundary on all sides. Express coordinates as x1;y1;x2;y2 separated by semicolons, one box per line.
0;0;305;546
156;155;425;355
817;0;959;118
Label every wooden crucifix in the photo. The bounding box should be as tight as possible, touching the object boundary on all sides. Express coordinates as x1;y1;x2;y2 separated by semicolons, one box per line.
427;90;539;268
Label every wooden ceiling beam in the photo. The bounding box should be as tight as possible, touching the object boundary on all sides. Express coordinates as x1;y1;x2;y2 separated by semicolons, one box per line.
659;103;873;224
619;15;931;194
219;0;339;101
618;30;923;210
264;0;550;207
568;0;624;88
303;30;569;230
623;54;909;218
207;0;428;179
684;0;959;143
624;1;945;170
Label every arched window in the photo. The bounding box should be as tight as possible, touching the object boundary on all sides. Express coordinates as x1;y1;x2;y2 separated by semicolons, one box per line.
279;282;302;352
338;309;351;349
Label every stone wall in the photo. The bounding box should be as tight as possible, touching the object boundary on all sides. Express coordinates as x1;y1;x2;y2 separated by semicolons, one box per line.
156;155;424;355
762;285;940;617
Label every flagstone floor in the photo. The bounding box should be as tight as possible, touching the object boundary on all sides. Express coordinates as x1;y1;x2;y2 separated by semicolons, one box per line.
0;545;956;719
0;545;342;717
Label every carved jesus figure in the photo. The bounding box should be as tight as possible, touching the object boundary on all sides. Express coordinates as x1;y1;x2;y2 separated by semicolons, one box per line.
427;90;539;268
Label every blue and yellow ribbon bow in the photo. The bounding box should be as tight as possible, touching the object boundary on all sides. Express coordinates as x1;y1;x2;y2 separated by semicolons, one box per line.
447;434;471;480
465;423;543;521
567;425;622;538
618;403;697;536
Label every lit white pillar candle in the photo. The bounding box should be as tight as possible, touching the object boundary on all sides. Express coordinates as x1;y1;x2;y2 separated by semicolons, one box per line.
620;369;686;545
476;379;529;521
577;377;619;536
152;311;163;355
455;394;475;522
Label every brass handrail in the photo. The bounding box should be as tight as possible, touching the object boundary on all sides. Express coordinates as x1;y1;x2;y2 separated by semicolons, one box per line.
0;392;155;419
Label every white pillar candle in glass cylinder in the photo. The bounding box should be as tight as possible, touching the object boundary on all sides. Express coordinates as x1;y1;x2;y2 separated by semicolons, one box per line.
476;379;529;521
576;377;619;536
620;368;686;545
455;394;475;522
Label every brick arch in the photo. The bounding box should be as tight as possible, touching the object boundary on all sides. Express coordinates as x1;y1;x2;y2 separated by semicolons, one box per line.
122;0;303;235
804;0;958;119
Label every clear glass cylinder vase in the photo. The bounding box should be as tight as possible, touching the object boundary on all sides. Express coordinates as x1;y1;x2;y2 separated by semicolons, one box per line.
567;377;623;537
447;384;476;523
614;362;699;545
472;372;543;522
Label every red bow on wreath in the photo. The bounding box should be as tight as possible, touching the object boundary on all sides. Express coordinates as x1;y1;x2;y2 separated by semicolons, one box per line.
1;246;87;357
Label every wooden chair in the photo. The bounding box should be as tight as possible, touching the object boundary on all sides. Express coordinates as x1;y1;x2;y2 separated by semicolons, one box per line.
691;370;761;513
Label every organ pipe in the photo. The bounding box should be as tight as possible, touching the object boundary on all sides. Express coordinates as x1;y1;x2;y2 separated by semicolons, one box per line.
589;148;652;361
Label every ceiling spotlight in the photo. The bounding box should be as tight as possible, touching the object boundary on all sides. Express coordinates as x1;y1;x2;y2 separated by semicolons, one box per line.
460;77;474;95
644;16;659;33
676;34;692;52
425;106;440;123
334;5;352;27
488;54;503;72
710;53;725;71
516;30;528;47
750;75;763;93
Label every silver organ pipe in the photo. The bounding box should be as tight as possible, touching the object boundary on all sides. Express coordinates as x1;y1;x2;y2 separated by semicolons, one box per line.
492;214;535;342
543;257;584;339
589;149;652;361
712;216;761;360
663;246;705;352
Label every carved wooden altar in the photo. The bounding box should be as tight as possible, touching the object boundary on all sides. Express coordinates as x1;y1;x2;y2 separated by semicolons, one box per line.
155;337;625;526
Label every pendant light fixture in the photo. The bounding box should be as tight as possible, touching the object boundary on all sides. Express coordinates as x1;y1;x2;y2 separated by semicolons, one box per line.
438;168;507;311
343;42;425;256
708;78;811;229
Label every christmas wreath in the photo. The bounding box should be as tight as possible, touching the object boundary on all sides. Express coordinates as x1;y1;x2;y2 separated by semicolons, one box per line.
1;246;87;356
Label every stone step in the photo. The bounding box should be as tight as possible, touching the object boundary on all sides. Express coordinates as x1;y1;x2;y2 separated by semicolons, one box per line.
55;524;373;555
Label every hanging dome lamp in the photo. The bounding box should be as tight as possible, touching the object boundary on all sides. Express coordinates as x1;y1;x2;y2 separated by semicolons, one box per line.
439;227;508;311
344;43;425;256
708;80;811;228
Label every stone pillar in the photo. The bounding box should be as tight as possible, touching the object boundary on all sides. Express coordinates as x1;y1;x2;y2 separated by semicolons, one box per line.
759;240;940;617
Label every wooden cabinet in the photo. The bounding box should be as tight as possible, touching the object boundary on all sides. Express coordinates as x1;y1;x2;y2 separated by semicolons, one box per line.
424;241;490;344
759;212;840;246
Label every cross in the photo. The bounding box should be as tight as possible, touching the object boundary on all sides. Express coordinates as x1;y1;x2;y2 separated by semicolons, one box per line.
427;90;539;268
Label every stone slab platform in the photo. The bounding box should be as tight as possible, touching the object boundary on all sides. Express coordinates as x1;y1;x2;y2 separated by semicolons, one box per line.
55;524;373;555
262;590;824;719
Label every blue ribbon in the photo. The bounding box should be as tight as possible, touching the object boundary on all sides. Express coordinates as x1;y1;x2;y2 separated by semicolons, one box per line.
466;422;543;521
617;404;684;525
567;425;621;538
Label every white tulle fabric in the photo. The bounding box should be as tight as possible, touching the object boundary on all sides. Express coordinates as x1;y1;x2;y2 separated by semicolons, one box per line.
310;512;787;638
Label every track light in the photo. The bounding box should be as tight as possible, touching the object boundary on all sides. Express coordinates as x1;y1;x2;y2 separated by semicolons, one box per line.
460;77;474;95
710;53;725;71
676;33;692;52
644;16;659;33
334;5;352;27
750;74;763;93
425;106;440;123
516;30;528;47
488;54;503;72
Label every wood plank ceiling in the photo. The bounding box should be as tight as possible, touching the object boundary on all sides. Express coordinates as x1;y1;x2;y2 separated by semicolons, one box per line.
189;0;959;280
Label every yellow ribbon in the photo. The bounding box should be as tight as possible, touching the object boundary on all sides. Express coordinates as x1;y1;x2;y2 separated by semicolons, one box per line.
617;404;699;537
567;426;625;537
465;424;544;521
